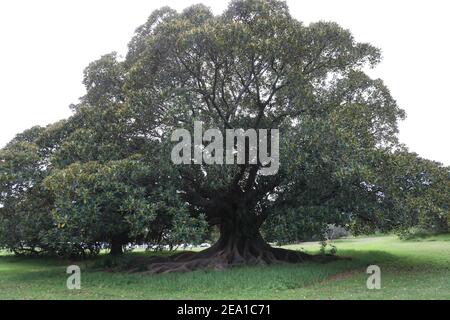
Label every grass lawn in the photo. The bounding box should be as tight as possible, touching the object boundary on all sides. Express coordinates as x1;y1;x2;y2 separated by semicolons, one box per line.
0;234;449;300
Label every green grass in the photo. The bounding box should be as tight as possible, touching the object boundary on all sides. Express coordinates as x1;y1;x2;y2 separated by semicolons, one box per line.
1;234;449;300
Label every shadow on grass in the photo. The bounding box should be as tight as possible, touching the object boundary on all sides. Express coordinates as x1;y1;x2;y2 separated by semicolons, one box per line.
0;249;414;299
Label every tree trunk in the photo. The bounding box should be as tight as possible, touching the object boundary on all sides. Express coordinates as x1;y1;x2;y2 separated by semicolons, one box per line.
110;236;124;256
210;214;274;265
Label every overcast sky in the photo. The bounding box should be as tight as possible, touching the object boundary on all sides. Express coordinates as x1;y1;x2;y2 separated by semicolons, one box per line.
0;0;449;165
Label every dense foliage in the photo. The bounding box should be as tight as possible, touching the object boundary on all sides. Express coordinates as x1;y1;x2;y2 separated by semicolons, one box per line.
0;0;448;263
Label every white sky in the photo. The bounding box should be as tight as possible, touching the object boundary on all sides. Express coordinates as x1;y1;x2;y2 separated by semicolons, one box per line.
0;0;449;165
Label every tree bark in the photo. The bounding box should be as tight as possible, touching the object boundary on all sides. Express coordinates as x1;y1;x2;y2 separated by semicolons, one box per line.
110;236;124;256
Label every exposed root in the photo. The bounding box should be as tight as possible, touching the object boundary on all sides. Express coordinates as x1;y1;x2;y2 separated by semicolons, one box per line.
142;241;325;274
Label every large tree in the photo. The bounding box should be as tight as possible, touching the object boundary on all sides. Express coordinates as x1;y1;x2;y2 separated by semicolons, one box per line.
111;0;407;272
1;0;448;271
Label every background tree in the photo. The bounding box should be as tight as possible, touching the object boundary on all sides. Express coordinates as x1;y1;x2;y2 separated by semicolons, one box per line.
363;151;449;237
44;159;207;256
0;127;54;254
